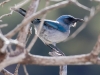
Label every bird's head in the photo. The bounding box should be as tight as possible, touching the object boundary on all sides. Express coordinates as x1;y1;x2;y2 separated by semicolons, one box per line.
56;15;84;27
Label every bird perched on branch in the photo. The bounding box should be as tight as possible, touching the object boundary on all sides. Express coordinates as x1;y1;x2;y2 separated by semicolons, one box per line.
14;8;83;55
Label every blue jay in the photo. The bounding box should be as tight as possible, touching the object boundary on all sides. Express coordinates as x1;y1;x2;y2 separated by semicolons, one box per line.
14;8;83;55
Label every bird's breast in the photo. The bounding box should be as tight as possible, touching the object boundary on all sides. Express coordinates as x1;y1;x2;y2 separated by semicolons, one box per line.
34;25;70;44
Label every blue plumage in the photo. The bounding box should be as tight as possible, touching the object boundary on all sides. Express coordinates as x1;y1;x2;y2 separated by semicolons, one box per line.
44;20;67;32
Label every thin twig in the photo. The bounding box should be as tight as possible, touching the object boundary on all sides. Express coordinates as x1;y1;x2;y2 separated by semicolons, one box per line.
27;0;49;52
11;0;30;10
15;0;40;53
0;10;14;20
0;24;8;28
71;0;91;11
8;45;13;52
23;65;29;75
0;20;2;22
25;27;32;45
14;64;20;75
49;49;67;75
0;0;30;21
66;6;100;41
0;33;24;53
0;0;10;6
1;69;13;75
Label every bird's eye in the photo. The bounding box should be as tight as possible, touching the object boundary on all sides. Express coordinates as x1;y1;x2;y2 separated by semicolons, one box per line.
67;17;74;21
64;17;74;24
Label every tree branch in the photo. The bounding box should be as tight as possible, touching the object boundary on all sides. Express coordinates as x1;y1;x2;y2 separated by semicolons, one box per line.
1;69;13;75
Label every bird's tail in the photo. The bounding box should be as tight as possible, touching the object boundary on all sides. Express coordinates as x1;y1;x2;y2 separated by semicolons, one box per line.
14;8;26;17
14;8;41;24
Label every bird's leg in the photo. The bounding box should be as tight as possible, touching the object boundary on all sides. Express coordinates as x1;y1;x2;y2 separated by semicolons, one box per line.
52;45;65;56
46;44;58;52
46;44;67;75
46;44;65;56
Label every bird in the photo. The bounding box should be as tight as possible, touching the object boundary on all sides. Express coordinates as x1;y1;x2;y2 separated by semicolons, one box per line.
14;8;83;55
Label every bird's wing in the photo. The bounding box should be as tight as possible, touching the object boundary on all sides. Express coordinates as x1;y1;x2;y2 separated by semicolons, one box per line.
44;20;67;32
32;19;67;32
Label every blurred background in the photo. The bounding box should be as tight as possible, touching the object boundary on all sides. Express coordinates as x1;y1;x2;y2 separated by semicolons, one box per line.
0;0;100;75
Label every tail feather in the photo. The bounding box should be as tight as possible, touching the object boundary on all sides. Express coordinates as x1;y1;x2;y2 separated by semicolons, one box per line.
14;8;26;16
14;8;41;24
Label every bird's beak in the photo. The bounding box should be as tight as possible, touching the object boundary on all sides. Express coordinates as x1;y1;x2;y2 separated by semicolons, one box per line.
75;18;84;22
72;18;84;27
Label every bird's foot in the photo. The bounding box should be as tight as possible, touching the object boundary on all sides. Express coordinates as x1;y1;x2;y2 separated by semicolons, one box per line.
49;50;62;56
46;44;65;56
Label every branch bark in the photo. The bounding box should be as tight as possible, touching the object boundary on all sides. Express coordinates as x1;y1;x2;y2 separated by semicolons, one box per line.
1;69;13;75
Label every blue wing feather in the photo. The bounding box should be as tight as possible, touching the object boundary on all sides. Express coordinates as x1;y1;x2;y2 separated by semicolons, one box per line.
32;19;67;32
44;20;67;32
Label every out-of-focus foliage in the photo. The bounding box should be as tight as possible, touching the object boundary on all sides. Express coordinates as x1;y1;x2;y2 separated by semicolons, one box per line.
0;0;100;75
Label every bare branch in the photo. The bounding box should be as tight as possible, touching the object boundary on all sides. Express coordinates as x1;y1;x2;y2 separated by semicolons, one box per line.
0;0;10;6
23;65;29;75
0;33;24;53
49;50;67;75
0;33;10;53
71;0;91;11
14;0;40;54
11;0;30;10
91;35;100;56
0;51;25;71
0;52;92;71
0;20;2;22
1;69;13;75
27;0;49;52
0;10;14;20
60;66;67;75
0;24;8;28
21;53;93;65
14;64;20;75
0;34;100;71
